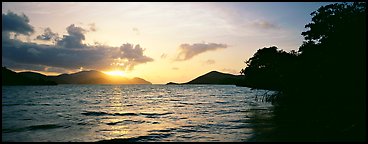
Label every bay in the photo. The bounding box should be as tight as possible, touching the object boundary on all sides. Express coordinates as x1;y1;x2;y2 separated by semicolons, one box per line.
2;84;275;142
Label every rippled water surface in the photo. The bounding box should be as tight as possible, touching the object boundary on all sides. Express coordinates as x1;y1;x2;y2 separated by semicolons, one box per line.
2;85;275;142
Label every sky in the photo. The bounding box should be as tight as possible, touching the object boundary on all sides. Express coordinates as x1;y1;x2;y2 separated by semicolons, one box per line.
2;2;336;84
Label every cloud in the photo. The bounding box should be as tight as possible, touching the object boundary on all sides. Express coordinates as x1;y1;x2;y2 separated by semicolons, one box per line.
252;20;279;29
88;23;96;32
3;38;154;72
172;67;179;70
3;39;109;70
175;42;227;61
117;43;154;71
56;24;87;48
132;27;140;35
203;59;215;65
2;11;34;35
2;11;154;73
36;27;59;41
160;53;167;59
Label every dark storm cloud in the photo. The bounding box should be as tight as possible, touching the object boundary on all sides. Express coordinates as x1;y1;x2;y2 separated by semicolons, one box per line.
56;24;87;48
2;37;153;71
2;11;154;73
175;43;227;61
2;38;109;70
2;11;34;35
36;27;59;41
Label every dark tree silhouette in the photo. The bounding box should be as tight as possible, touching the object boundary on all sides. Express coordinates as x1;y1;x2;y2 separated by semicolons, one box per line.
239;46;298;91
242;2;366;141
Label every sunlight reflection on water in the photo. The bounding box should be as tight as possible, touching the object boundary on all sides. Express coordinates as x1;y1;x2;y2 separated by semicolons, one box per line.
2;85;275;142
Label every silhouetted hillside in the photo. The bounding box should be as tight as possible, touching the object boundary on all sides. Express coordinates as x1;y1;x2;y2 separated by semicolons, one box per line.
131;77;151;84
2;67;57;85
48;70;151;84
183;71;242;85
166;82;180;85
48;70;107;84
19;71;49;80
2;67;151;85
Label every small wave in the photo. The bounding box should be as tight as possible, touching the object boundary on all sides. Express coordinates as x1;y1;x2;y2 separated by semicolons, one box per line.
81;111;109;116
178;134;193;139
227;124;253;129
151;121;160;124
77;122;90;125
196;102;210;105
81;111;139;117
228;118;252;123
173;105;185;107
140;112;173;118
113;112;139;116
82;111;172;118
4;124;64;133
106;121;121;125
24;103;37;106
179;101;196;105
215;100;229;104
2;103;21;106
176;125;209;133
2;127;27;133
97;133;172;142
249;108;269;111
140;112;173;116
148;127;177;133
27;124;64;130
40;103;52;106
106;120;145;125
181;125;196;128
199;123;230;129
20;118;33;121
176;128;202;133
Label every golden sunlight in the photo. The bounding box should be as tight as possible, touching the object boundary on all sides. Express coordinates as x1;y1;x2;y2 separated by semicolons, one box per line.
103;70;127;77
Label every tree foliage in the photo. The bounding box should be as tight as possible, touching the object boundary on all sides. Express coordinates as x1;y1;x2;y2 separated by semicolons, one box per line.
240;46;298;91
240;2;366;141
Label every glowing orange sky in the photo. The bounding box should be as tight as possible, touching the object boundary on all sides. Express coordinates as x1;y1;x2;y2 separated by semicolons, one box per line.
2;2;334;84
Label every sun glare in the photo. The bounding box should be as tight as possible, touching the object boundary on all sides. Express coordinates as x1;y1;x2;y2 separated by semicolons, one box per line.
103;70;127;77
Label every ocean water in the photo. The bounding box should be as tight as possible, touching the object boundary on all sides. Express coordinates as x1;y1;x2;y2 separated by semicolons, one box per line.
2;84;276;142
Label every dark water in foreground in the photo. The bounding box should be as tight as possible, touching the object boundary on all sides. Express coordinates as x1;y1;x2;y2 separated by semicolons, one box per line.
2;84;276;142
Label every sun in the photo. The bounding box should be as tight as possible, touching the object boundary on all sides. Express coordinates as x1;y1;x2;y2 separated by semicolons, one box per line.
103;70;127;77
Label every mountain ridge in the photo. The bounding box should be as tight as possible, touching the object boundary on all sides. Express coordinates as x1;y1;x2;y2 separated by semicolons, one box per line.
2;67;151;85
167;71;243;85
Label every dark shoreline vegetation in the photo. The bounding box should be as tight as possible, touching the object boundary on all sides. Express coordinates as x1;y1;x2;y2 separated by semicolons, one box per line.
243;2;366;141
1;2;365;142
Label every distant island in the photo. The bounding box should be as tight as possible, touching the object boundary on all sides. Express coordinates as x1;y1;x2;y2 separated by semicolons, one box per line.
165;70;277;90
166;71;244;85
2;67;151;85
